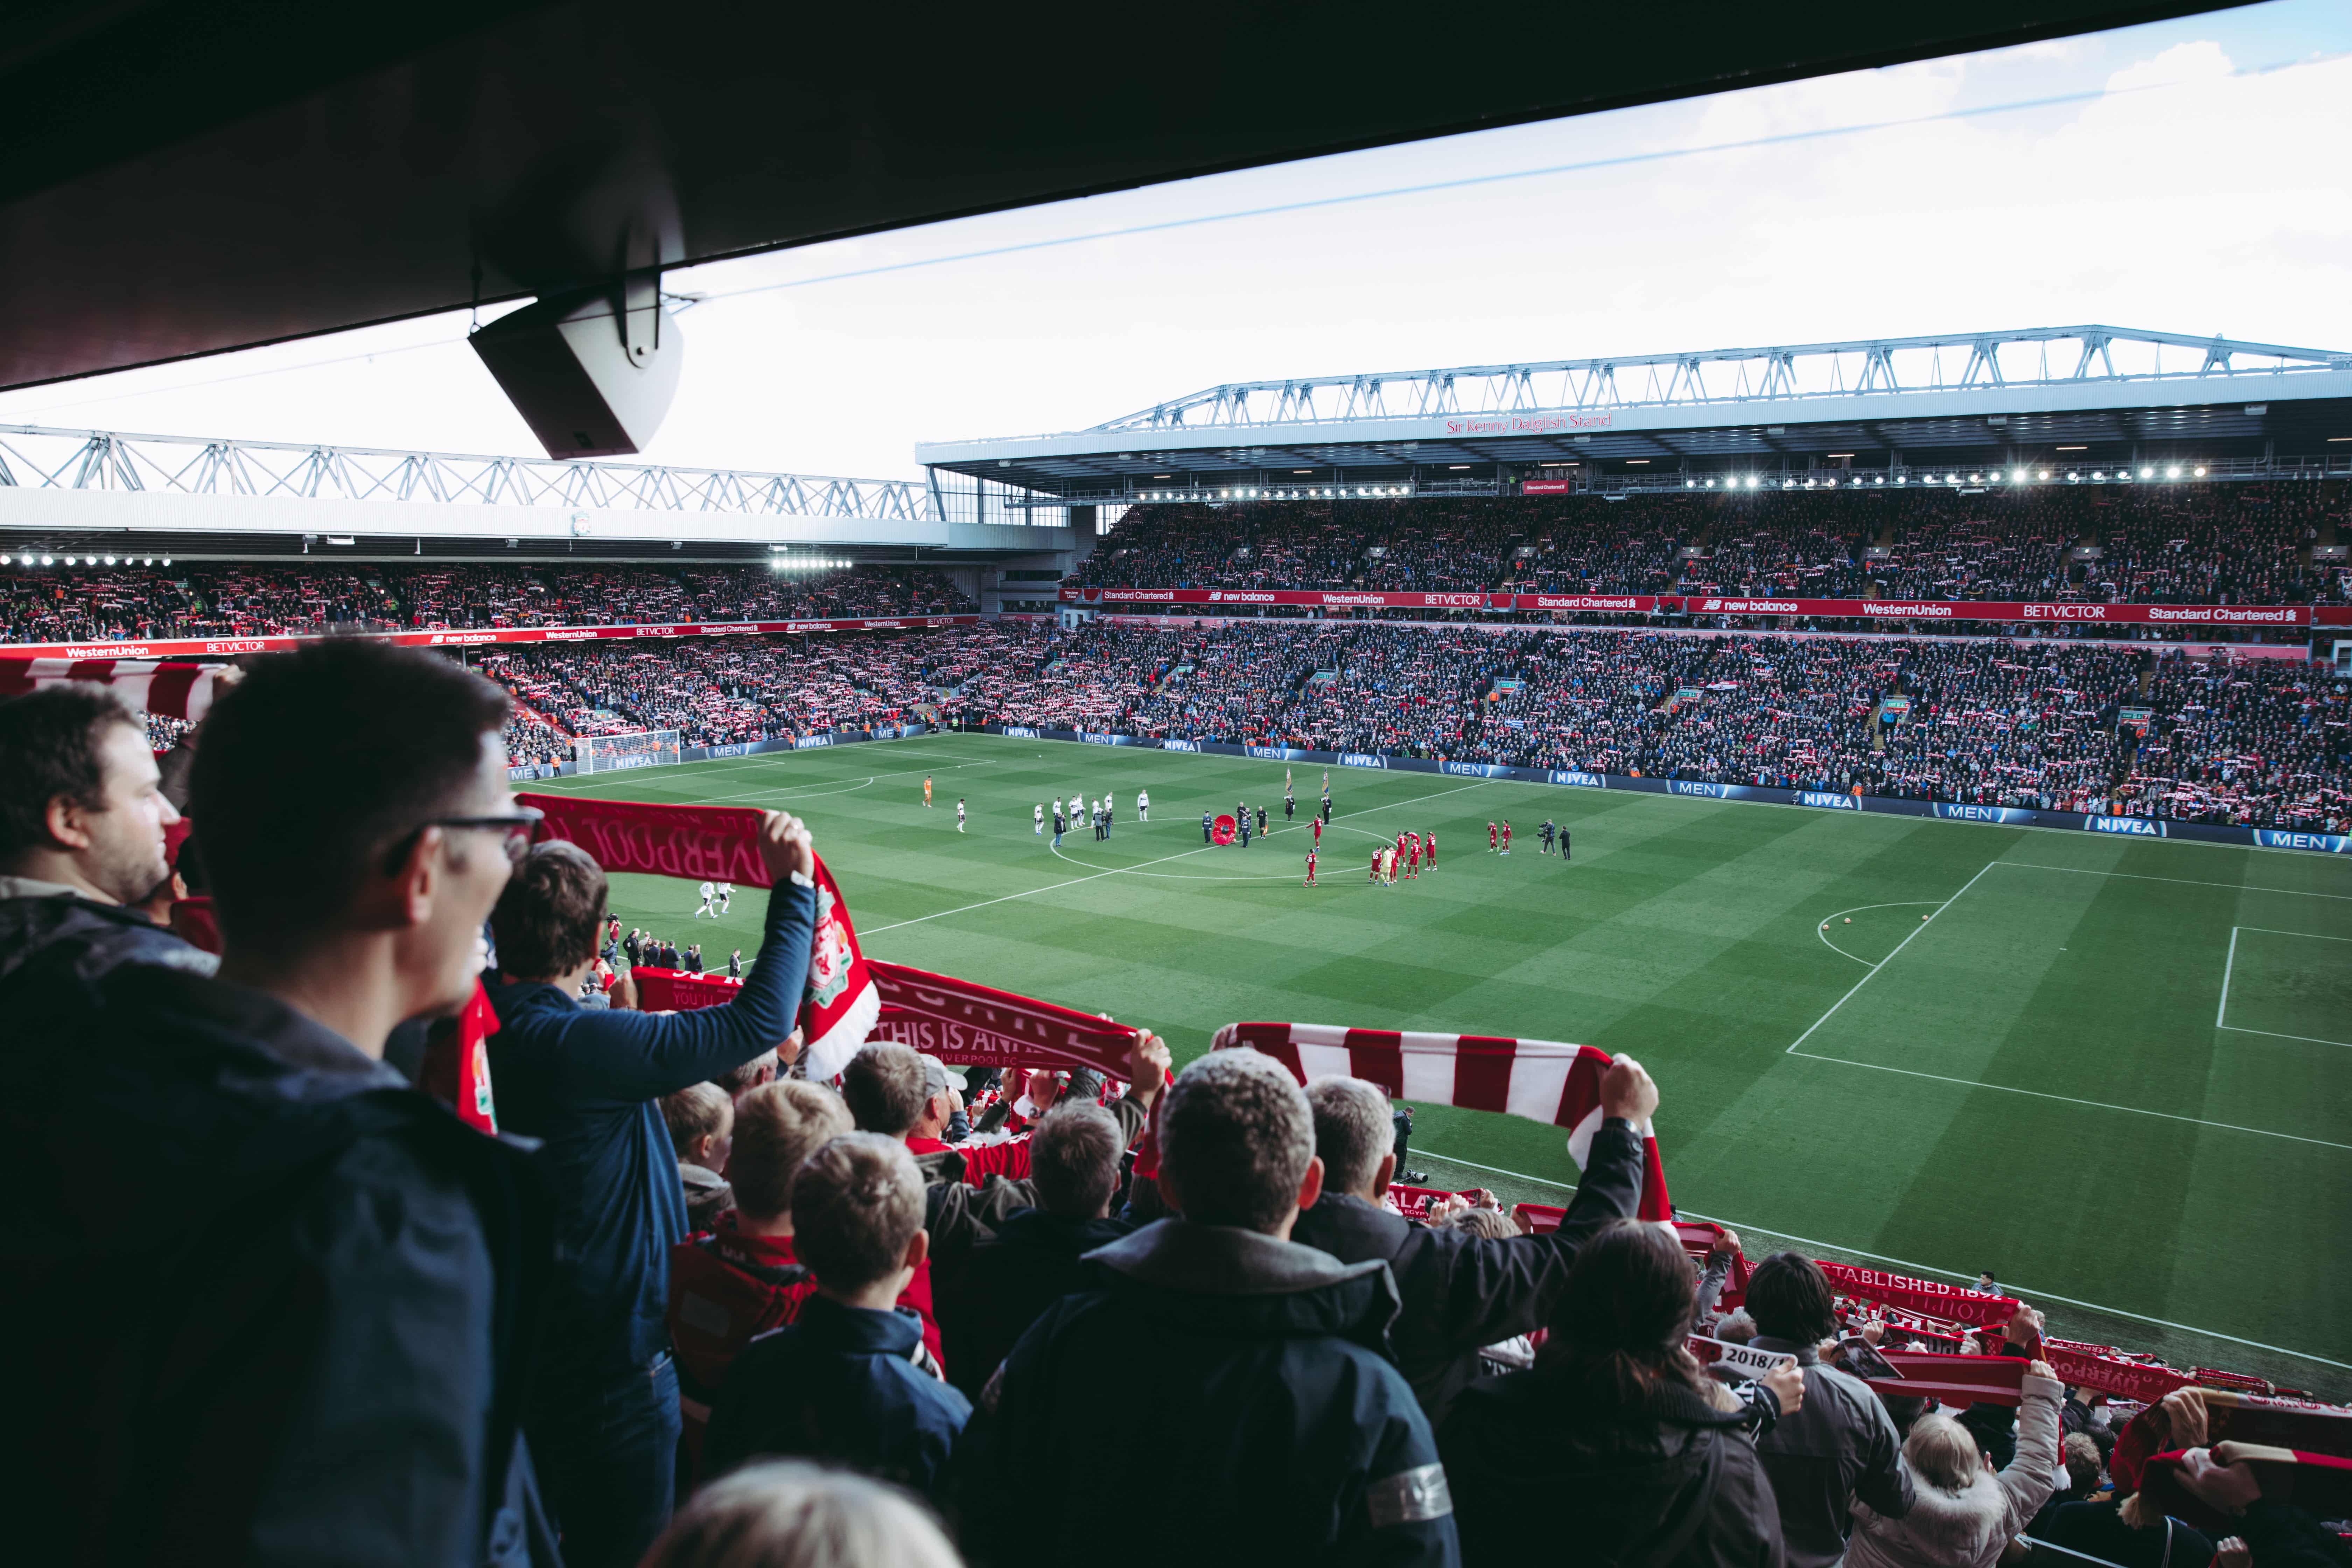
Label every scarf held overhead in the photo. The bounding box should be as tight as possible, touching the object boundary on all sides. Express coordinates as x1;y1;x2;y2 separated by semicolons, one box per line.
1210;1022;1670;1220
517;794;879;1077
1814;1260;2023;1329
0;656;228;721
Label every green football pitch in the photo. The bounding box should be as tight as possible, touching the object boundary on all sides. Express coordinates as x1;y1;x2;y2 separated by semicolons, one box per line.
528;731;2352;1395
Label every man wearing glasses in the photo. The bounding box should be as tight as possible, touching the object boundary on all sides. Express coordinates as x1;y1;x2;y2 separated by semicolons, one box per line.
2;637;563;1567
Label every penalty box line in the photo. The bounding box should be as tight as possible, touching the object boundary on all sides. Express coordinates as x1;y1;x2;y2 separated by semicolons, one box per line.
1783;863;2349;1149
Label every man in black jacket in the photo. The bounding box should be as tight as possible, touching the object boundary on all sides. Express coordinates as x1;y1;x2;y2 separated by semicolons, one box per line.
1289;1061;1655;1424
954;1048;1457;1567
934;1100;1133;1402
1744;1252;1914;1568
0;681;214;996
0;638;559;1567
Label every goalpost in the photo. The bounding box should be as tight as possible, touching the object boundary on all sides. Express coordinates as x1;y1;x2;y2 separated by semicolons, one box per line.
573;730;683;774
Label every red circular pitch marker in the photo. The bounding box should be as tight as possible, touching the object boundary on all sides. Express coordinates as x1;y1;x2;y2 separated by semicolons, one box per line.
1213;814;1237;845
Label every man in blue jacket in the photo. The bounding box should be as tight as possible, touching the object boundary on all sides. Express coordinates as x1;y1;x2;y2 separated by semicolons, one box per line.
955;1048;1459;1567
488;814;817;1568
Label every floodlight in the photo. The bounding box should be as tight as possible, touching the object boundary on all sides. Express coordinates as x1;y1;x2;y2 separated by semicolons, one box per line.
2166;466;2181;479
2038;470;2050;480
2140;467;2154;478
2092;471;2104;480
41;555;54;566
2193;465;2206;477
104;555;116;565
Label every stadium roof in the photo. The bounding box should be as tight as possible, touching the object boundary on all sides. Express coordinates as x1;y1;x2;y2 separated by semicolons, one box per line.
4;1;2248;392
915;327;2352;499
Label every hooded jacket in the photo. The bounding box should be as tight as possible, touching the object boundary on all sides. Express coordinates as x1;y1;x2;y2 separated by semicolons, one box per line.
935;1206;1133;1401
1289;1118;1647;1423
0;962;556;1568
1750;1334;1914;1568
954;1218;1458;1568
1843;1372;2064;1568
703;1294;971;1498
1440;1363;1783;1568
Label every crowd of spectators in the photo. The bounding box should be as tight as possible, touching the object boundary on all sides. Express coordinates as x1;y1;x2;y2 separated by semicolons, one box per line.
967;621;2347;829
462;615;2347;828
0;562;975;643
1071;484;2352;607
3;639;2347;1568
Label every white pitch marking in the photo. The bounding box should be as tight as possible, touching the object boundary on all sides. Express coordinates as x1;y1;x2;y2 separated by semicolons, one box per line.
1784;860;2002;1054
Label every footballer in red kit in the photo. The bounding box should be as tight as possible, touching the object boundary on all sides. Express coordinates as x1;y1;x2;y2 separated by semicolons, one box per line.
1488;821;1498;852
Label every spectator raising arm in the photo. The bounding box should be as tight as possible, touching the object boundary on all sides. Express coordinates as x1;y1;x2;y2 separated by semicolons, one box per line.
485;808;818;1568
1290;1052;1657;1424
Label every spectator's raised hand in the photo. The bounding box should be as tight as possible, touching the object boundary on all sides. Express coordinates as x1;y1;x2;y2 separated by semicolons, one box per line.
1126;1031;1172;1106
2214;1538;2250;1568
756;809;815;884
2178;1448;2261;1517
2159;1387;2210;1449
1601;1054;1659;1122
1761;1357;1805;1417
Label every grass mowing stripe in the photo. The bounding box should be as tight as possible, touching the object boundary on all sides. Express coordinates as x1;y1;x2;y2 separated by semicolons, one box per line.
2000;863;2352;901
1412;1145;2352;1372
1783;1052;2352;1150
1785;859;2002;1053
862;778;1495;936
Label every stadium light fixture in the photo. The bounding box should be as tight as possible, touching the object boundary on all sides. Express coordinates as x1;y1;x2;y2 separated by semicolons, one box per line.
104;555;115;565
2166;465;2182;479
41;555;53;565
2140;467;2155;478
2038;469;2050;481
2092;471;2105;480
2193;465;2207;477
2067;472;2079;482
1946;473;1959;484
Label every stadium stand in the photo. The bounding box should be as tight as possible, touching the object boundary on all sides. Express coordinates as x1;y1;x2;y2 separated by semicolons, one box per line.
3;635;2345;1568
0;561;975;642
469;617;2345;828
1071;485;2352;608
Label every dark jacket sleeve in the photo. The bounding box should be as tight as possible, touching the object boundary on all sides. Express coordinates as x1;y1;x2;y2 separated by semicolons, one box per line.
1334;1359;1462;1568
927;1176;1041;1263
2233;1501;2346;1568
247;1133;498;1568
547;876;816;1103
1416;1118;1647;1351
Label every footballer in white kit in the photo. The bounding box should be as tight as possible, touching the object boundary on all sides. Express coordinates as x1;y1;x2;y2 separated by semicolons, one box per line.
693;880;716;917
1137;788;1149;821
1034;803;1044;835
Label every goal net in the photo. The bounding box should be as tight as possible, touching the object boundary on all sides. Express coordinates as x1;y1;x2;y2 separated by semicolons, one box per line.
574;730;682;774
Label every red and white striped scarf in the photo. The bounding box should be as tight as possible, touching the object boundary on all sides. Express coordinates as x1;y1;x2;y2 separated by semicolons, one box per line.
1211;1022;1671;1220
0;656;227;720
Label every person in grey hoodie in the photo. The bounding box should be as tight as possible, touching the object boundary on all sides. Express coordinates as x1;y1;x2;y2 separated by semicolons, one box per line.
1843;1360;2065;1568
1743;1252;1916;1568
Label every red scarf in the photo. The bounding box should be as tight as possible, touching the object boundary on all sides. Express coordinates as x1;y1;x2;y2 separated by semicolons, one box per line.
519;793;880;1076
1212;1022;1671;1220
1814;1260;2021;1329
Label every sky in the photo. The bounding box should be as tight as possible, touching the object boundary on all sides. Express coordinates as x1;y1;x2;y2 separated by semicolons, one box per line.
4;0;2348;482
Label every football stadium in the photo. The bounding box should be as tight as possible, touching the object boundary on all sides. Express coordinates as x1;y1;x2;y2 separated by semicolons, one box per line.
5;5;2351;1566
